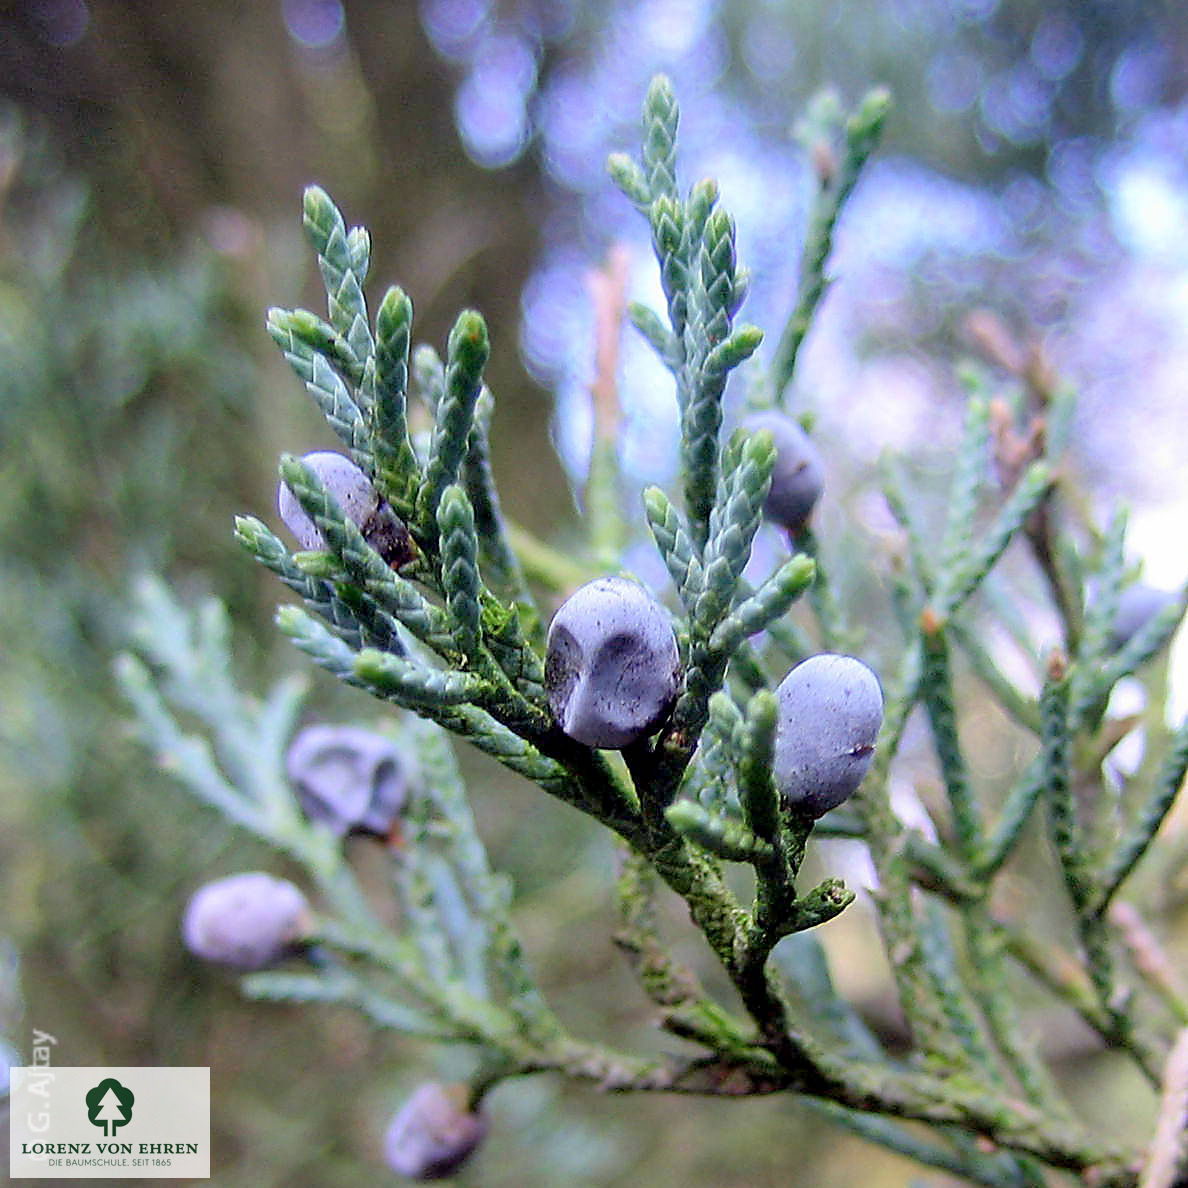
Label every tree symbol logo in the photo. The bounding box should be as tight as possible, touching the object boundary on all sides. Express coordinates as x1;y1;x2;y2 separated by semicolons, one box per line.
85;1078;135;1137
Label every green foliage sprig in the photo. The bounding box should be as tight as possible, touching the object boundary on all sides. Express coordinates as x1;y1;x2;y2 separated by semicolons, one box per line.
121;77;1188;1187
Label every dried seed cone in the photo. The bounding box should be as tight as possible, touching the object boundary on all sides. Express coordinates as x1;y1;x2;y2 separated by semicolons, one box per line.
383;1082;487;1181
774;653;884;816
181;872;312;970
545;577;681;749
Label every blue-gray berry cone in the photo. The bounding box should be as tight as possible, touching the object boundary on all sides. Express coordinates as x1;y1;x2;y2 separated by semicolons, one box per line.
1108;583;1177;652
277;450;412;566
384;1082;487;1181
774;653;883;816
742;411;824;530
181;872;312;970
546;576;681;749
285;724;411;839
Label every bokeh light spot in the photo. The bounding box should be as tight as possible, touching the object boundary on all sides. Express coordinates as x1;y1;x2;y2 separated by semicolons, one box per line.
282;0;344;50
1029;12;1083;82
639;0;711;56
926;50;980;113
454;32;537;168
1110;42;1168;113
31;0;89;48
1109;160;1188;259
420;0;491;60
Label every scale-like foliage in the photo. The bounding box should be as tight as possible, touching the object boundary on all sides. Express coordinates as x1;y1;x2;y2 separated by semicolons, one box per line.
120;76;1188;1188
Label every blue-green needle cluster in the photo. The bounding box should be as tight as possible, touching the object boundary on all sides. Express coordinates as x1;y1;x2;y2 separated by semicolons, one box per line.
117;76;1188;1188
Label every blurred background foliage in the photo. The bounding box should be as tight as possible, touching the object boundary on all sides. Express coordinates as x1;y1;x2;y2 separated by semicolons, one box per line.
1;1;1187;1184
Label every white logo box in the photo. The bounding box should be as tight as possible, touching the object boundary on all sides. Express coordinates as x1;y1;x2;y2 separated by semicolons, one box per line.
10;1067;210;1179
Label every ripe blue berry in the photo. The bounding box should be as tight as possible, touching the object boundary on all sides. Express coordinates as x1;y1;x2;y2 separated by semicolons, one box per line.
742;411;824;530
546;577;681;749
277;450;412;566
181;872;312;970
285;724;411;839
1108;583;1177;652
774;653;884;816
383;1082;488;1181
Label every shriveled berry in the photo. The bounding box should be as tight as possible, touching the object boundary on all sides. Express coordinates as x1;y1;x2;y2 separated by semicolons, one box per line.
546;577;681;749
285;724;411;839
742;411;824;530
277;450;412;566
1108;583;1178;652
383;1082;487;1181
774;653;883;817
181;872;312;970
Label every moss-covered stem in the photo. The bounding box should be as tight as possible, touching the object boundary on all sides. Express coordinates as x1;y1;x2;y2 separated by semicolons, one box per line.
518;1030;1138;1181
